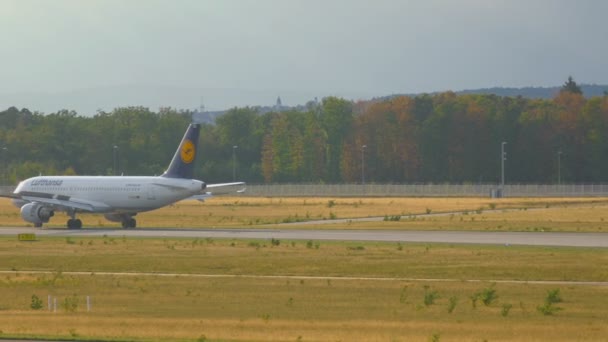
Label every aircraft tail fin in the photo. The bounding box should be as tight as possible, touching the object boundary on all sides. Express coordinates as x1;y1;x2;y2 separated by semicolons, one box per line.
162;123;200;179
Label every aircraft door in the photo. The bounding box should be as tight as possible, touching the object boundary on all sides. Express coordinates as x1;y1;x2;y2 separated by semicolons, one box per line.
147;185;156;200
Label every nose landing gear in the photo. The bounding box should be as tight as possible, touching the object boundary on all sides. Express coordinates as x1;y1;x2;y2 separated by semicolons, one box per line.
121;218;137;229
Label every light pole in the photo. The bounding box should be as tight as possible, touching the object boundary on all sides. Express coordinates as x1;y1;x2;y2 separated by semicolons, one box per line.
232;145;238;182
361;145;367;185
1;147;7;185
113;145;119;176
501;141;507;193
558;150;562;185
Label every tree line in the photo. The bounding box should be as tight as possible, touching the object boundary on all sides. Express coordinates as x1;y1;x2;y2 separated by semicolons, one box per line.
1;79;607;185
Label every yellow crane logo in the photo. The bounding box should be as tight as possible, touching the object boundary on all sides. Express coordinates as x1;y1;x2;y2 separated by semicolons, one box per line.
180;140;195;164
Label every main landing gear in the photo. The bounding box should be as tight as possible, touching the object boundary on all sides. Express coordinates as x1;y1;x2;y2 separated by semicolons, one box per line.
67;218;82;229
121;218;137;229
66;210;83;229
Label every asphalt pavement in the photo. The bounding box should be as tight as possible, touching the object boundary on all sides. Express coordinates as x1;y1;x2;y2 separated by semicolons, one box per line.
0;227;607;247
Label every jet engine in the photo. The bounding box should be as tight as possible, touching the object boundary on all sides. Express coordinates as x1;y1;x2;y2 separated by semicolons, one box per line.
20;203;54;225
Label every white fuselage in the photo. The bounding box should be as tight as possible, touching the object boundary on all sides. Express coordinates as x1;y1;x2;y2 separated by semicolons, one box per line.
13;176;205;214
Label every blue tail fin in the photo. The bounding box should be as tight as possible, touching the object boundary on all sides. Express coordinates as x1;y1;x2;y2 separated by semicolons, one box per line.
162;124;200;179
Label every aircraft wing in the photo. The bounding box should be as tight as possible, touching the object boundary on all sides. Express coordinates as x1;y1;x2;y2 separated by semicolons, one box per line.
4;191;111;212
206;182;246;189
188;182;246;202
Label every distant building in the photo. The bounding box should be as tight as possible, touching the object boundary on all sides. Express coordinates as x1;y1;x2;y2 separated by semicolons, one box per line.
274;96;287;111
192;95;321;123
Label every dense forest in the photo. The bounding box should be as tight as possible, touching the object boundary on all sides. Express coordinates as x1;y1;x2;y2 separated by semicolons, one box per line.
1;79;607;185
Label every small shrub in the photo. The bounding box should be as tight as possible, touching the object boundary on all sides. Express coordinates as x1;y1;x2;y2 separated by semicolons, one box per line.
327;200;336;208
447;296;458;313
537;288;563;315
329;212;337;219
271;238;280;246
62;295;79;312
347;245;365;251
501;303;513;317
429;332;441;342
546;289;562;304
306;240;314;249
479;285;498;306
470;293;479;309
399;286;408;303
489;203;496;210
282;216;295;223
30;294;43;310
384;215;401;221
538;302;562;316
424;288;439;306
425;208;432;214
197;334;207;342
65;237;75;244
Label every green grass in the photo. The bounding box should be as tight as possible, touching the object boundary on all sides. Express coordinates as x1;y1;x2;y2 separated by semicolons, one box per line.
0;236;607;341
0;237;606;281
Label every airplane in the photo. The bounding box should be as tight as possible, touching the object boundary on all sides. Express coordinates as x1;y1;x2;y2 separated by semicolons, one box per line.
1;123;244;229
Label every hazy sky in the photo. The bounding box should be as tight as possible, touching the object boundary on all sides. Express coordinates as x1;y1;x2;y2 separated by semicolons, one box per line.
1;0;607;112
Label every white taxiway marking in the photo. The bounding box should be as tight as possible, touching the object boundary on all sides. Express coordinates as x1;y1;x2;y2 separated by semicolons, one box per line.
0;270;605;287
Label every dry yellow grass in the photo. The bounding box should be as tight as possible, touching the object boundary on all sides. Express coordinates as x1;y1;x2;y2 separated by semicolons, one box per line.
1;273;606;341
0;236;606;341
343;203;608;232
3;197;608;231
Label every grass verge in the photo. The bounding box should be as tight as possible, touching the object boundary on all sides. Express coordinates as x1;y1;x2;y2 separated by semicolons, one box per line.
3;197;608;231
0;236;606;341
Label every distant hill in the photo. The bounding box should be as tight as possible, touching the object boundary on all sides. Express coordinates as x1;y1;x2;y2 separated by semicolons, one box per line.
3;84;607;118
456;84;608;98
387;84;608;100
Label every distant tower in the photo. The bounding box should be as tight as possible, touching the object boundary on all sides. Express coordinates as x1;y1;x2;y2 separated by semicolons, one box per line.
199;96;205;113
192;96;208;124
275;96;283;110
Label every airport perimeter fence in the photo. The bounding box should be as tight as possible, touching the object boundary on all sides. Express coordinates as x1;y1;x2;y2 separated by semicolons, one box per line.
0;186;14;196
242;183;608;198
3;184;608;198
